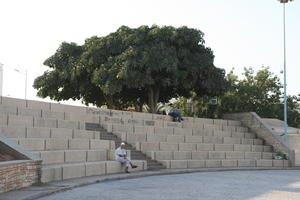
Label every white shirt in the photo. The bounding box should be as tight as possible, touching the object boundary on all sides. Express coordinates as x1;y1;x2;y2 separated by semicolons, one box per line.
165;106;173;115
115;147;126;160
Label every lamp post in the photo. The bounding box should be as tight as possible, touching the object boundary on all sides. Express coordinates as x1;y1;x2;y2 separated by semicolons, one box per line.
14;68;27;100
277;0;293;143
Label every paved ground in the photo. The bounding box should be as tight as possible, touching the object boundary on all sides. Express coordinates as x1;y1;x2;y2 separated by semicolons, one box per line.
36;170;300;200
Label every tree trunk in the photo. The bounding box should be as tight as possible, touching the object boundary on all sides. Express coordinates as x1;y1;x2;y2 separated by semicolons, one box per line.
139;103;143;112
147;87;160;113
105;95;116;109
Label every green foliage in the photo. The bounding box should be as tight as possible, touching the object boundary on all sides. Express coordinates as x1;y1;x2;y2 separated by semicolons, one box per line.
34;25;227;112
175;66;300;128
33;42;106;106
174;95;221;119
220;66;282;116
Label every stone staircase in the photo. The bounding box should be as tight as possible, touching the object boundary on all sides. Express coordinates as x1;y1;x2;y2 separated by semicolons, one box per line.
86;123;165;170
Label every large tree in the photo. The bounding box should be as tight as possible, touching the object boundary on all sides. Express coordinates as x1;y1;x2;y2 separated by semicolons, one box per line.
34;25;227;112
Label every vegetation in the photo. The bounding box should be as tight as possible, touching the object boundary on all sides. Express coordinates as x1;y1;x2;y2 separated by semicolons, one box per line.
34;25;227;113
33;25;299;127
177;67;300;128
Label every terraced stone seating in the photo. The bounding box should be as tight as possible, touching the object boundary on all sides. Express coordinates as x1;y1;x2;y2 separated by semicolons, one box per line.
79;107;290;168
0;95;290;185
0;97;147;183
99;113;289;169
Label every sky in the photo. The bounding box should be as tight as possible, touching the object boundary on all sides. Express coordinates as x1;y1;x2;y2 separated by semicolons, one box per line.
0;0;299;106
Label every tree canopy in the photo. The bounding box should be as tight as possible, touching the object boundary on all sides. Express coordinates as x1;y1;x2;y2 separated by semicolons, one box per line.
221;67;282;116
222;67;300;128
177;67;300;128
34;25;227;112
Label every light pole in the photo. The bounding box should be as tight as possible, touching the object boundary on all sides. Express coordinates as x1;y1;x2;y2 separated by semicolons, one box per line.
277;0;293;143
14;68;27;100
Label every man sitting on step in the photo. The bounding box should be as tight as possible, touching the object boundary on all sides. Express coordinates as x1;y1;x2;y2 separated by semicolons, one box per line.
115;142;138;173
166;103;184;122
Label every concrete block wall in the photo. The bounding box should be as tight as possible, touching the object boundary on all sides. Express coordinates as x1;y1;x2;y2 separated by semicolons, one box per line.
0;136;42;194
0;160;40;193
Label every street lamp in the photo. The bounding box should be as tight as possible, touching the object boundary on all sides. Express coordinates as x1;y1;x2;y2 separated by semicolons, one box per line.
14;68;27;100
277;0;293;143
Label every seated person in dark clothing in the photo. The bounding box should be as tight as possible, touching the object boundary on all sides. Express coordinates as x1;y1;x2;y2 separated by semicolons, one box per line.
167;104;184;122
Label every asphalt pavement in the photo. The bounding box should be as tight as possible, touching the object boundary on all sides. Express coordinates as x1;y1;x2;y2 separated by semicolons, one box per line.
36;170;300;200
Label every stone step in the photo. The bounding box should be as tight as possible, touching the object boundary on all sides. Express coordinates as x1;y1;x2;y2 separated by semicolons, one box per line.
109;123;250;136
41;160;147;183
146;160;164;166
158;159;289;169
148;166;166;171
88;124;166;170
100;136;118;140
0;126;100;140
0;97;242;128
131;156;146;160
102;115;245;130
0;97;240;127
10;138;115;151
121;132;262;145
146;150;275;160
136;142;272;152
0;114;88;130
31;149;108;165
146;163;166;170
0;103;100;123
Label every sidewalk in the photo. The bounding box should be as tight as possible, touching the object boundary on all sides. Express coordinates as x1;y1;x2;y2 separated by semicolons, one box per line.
0;167;298;200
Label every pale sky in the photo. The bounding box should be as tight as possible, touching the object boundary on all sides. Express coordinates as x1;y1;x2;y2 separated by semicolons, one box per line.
0;0;299;106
